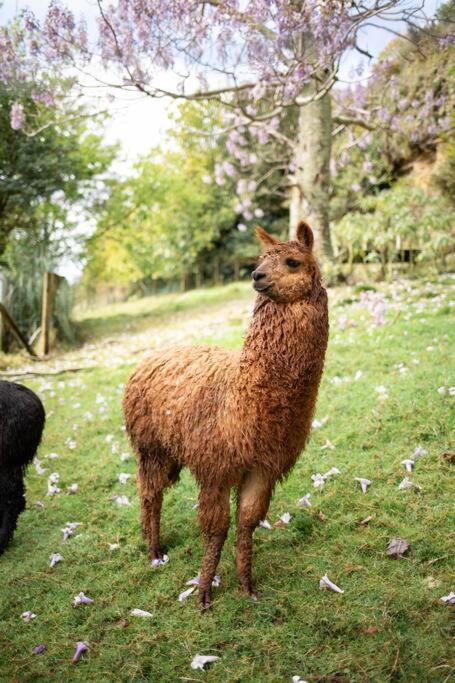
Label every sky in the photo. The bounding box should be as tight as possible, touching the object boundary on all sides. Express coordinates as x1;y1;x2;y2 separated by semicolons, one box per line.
0;0;444;279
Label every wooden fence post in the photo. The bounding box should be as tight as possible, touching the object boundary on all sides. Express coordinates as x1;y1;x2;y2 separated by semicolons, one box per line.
0;304;37;357
38;272;64;356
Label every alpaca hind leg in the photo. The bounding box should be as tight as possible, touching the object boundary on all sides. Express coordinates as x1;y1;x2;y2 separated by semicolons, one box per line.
138;453;181;561
0;467;26;556
197;486;230;610
236;470;273;597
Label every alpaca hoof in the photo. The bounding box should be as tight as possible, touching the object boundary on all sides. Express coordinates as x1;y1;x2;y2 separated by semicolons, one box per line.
240;581;259;600
149;546;163;561
197;588;213;611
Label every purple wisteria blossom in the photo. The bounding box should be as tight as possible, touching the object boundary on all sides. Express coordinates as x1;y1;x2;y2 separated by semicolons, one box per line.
10;103;25;130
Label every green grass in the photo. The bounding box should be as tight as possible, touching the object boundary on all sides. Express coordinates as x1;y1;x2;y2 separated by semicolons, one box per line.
74;282;252;341
1;276;454;682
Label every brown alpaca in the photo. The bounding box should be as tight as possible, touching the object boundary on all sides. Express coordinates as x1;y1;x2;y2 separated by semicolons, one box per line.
123;221;329;609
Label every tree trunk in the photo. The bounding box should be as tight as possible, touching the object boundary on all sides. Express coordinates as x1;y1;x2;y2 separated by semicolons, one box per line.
213;256;221;286
290;88;334;261
195;264;203;289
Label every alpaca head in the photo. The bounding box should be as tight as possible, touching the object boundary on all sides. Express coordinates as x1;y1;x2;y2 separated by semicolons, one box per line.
252;220;321;304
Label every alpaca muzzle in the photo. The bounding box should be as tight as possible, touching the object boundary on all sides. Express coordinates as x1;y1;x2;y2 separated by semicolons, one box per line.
252;269;272;293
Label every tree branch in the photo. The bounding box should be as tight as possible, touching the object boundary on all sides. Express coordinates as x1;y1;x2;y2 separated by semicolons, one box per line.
332;114;375;131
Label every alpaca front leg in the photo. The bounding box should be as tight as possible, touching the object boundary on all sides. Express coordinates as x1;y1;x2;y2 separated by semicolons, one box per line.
197;486;230;610
236;470;273;598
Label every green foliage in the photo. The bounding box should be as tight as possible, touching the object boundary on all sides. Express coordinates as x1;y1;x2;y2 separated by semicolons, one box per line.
333;184;454;269
84;102;237;289
83;101;287;294
2;228;75;346
331;21;454;269
0;78;116;341
0;80;115;256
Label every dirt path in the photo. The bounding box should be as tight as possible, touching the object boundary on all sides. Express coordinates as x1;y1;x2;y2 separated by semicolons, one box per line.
3;296;254;378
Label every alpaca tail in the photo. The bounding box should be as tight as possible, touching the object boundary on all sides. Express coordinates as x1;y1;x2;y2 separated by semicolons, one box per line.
0;466;26;556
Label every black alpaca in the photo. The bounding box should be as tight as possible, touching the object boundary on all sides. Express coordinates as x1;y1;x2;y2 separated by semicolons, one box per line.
0;380;45;555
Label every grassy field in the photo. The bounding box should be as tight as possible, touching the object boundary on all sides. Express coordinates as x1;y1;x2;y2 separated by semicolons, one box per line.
0;275;454;682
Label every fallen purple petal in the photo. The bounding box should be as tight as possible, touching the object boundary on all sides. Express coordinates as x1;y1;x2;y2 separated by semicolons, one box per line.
49;553;63;568
323;467;340;478
186;575;200;586
311;473;325;489
398;477;421;491
319;574;344;594
185;575;220;587
47;482;61;496
298;494;312;507
62;521;82;541
130;608;153;617
321;440;336;450
354;477;371;494
72;641;89;663
21;611;36;622
401;459;414;472
34;458;47;475
73;592;94;606
279;512;292;524
150;554;169;568
178;586;196;602
113;495;130;506
190;654;220;670
259;519;272;529
32;644;46;655
439;591;455;605
413;446;427;458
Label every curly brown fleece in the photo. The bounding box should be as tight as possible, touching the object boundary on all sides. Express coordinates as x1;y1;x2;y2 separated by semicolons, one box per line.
123;221;329;609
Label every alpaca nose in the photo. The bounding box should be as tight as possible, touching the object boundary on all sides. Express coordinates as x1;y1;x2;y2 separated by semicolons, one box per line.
252;270;267;282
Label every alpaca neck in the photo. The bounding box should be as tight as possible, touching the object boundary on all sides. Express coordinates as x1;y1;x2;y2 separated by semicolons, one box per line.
238;291;328;402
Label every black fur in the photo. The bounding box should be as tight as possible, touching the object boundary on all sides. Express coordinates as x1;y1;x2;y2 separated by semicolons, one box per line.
0;380;45;555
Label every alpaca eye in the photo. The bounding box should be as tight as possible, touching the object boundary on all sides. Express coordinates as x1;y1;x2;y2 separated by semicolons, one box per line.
286;259;300;268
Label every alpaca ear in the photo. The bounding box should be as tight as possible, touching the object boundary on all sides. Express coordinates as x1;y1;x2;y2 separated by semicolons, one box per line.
296;220;314;251
255;225;280;249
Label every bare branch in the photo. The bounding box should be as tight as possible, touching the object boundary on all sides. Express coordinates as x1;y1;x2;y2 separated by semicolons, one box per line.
21;107;110;137
332;123;346;137
332;114;375;131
